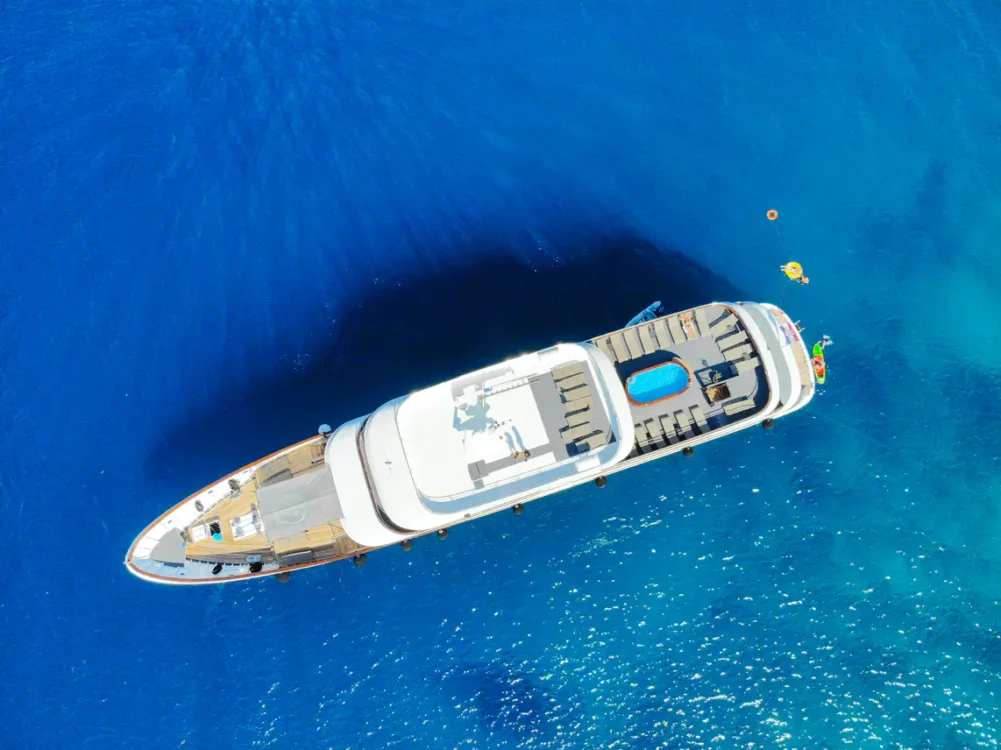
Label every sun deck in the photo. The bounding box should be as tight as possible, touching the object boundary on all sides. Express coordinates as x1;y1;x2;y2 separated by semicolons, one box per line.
590;303;770;459
368;343;633;530
399;354;616;499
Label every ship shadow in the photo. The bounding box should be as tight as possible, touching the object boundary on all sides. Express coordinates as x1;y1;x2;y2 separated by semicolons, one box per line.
144;230;744;484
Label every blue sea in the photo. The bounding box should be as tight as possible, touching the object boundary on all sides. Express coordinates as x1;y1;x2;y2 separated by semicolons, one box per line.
3;1;1000;747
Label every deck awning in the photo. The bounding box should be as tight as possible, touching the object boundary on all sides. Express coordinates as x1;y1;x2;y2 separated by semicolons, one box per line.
257;468;343;543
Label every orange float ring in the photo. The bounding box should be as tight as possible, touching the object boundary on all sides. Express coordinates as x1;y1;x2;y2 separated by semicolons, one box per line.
766;209;779;221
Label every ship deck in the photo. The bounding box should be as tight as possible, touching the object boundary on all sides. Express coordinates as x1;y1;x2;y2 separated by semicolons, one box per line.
590;303;769;460
133;439;364;582
398;347;617;502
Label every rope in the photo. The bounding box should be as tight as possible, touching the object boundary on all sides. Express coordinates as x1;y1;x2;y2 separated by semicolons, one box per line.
774;223;792;262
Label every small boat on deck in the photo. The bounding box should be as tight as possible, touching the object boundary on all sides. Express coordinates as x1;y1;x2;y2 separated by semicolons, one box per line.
125;301;815;585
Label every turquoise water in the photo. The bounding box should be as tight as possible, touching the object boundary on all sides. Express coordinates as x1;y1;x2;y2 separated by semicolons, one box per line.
627;361;690;403
3;0;1001;747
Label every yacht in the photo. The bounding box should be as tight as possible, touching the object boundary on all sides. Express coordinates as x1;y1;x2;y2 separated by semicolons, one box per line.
126;301;815;585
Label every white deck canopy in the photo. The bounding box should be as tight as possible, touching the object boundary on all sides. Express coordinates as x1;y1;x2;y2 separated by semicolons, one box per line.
257;468;343;542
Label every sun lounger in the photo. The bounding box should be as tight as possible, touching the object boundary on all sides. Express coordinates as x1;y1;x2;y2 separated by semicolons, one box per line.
623;327;644;359
691;405;709;432
593;430;609;446
724;343;754;361
645;417;665;439
559;373;587;391
709;310;734;336
567;412;591;429
567;422;595;440
695;308;710;338
596;338;616;362
643;418;666;448
610;332;630;363
674;409;694;437
659;415;679;444
722;398;756;417
565;396;593;414
638;325;658;355
653;318;673;349
577;430;608;451
553;363;583;380
718;331;748;351
734;357;760;374
668;316;684;344
634;423;649;447
679;312;698;340
560;386;588;404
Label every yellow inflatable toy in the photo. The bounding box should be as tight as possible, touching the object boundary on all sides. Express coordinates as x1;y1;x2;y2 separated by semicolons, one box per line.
780;262;809;284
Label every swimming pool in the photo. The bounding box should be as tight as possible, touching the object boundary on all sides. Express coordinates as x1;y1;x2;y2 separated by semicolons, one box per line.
626;361;691;404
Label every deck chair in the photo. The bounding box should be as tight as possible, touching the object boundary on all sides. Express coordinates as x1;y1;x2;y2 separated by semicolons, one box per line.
559;373;587;391
553;363;583;380
734;357;760;374
659;415;679;444
566;422;595;440
610;332;630;363
722;398;756;416
643;418;666;448
668;316;684;344
596;338;616;363
718;331;748;351
566;411;591;429
565;396;593;414
624;328;644;359
724;343;754;361
562;384;591;403
709;310;734;336
639;325;658;355
576;430;608;452
674;409;695;438
634;423;649;447
695;308;710;338
653;318;673;349
691;405;709;432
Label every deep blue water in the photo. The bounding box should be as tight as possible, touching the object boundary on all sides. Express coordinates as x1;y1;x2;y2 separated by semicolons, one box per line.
3;1;1001;747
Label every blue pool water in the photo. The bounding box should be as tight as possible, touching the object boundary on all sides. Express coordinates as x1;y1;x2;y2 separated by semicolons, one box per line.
4;1;1001;748
627;361;690;403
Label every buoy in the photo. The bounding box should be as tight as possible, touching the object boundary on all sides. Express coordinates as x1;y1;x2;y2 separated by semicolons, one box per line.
767;209;779;221
353;554;367;567
595;476;607;488
275;571;291;583
249;562;263;573
683;446;695;457
762;418;775;430
211;563;223;575
512;503;524;515
437;528;449;540
401;539;413;552
318;423;332;436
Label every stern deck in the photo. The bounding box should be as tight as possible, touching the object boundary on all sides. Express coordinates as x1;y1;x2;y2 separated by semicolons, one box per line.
590;303;769;460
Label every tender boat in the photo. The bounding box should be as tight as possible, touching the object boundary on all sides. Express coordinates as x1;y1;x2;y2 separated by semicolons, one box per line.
126;301;815;585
